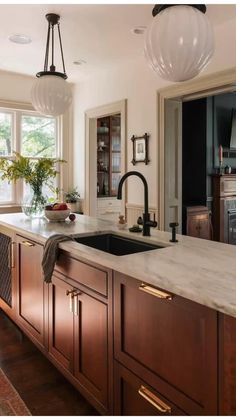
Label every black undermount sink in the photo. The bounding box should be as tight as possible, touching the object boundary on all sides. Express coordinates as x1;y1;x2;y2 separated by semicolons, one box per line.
74;233;163;256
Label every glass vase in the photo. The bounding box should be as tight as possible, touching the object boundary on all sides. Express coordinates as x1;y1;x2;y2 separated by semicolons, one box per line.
22;186;47;218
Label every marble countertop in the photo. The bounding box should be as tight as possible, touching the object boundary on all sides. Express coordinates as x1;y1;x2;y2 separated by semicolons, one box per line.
0;212;236;318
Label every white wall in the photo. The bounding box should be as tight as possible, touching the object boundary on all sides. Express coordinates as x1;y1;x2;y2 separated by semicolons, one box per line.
73;15;236;209
0;70;33;103
73;58;168;208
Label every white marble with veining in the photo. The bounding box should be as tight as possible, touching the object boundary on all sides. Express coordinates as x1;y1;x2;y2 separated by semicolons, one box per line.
0;212;236;318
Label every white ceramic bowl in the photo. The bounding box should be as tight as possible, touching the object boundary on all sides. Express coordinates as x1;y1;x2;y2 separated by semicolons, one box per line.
44;209;71;222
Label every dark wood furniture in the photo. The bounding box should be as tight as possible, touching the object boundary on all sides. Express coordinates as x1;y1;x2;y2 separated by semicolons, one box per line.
114;272;217;415
212;174;236;242
49;252;113;414
2;228;236;415
186;205;212;240
15;235;47;351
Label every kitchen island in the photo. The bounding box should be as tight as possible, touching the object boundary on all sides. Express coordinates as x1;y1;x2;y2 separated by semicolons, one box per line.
0;212;236;415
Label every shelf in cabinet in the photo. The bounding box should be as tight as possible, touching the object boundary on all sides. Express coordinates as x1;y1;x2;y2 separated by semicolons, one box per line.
111;150;121;153
97;171;109;174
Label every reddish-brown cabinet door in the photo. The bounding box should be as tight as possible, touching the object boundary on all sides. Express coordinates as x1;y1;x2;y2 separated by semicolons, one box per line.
16;235;46;349
74;290;108;409
114;361;186;416
48;274;74;372
187;216;211;239
114;272;218;415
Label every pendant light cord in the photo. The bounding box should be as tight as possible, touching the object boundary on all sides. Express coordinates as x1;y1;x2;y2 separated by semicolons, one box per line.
58;23;66;75
44;20;51;72
40;13;67;78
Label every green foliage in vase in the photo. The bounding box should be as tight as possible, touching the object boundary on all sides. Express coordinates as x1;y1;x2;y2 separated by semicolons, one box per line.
0;152;66;194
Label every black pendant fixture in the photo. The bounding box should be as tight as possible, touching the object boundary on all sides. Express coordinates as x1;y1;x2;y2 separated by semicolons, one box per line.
31;13;72;117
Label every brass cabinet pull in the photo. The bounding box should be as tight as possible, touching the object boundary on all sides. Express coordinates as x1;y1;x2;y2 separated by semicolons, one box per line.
7;242;11;269
10;242;15;268
139;283;173;300
21;240;35;247
66;289;74;312
73;291;81;316
138;385;171;414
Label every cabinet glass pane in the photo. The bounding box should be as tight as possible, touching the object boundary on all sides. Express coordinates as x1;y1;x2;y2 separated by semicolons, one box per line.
112;153;121;172
0;112;13;157
112;173;121;194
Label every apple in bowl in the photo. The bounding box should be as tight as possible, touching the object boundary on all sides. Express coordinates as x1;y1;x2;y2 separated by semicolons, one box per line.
44;202;71;222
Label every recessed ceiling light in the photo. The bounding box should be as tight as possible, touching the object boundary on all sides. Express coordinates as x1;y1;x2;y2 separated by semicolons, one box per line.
9;34;32;45
73;60;86;65
131;26;146;35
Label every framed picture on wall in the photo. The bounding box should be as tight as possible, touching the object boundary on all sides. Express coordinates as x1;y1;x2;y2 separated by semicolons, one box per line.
131;133;150;165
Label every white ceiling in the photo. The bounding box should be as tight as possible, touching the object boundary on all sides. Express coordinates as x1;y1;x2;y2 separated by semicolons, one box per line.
0;4;236;83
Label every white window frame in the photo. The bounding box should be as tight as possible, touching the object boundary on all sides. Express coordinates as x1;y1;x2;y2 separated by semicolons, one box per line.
0;104;62;207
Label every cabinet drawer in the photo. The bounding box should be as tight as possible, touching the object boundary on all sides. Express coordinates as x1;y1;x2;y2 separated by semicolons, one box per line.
114;361;186;416
55;254;108;297
114;272;217;415
97;198;120;209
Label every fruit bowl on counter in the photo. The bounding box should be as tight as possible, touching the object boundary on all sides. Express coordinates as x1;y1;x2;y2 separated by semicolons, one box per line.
44;203;73;222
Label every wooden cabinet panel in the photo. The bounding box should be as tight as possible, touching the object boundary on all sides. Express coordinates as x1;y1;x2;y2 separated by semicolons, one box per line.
186;206;212;240
114;272;218;415
74;292;108;408
114;362;186;416
48;274;74;372
219;313;236;415
16;236;45;348
55;254;108;296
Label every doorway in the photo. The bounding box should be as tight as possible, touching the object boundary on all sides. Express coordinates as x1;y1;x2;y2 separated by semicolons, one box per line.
84;100;127;220
157;67;236;233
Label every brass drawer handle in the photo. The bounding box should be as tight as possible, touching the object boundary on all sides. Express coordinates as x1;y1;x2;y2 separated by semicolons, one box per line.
73;291;81;316
21;240;35;247
138;385;171;414
66;289;75;312
139;283;173;300
10;242;15;268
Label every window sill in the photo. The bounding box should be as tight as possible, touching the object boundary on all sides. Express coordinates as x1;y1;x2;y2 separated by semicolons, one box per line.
0;205;22;214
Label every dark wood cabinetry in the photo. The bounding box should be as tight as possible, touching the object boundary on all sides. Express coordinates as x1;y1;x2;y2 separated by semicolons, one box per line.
218;313;236;415
74;287;108;407
48;273;74;371
2;229;236;415
50;254;112;413
114;362;186;416
212;174;236;243
16;235;46;350
114;271;218;415
186;206;212;239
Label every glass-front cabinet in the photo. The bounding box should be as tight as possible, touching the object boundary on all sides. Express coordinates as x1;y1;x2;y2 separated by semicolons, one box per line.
97;114;121;197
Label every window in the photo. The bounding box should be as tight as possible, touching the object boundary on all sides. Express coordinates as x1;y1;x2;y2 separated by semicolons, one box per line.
0;108;60;205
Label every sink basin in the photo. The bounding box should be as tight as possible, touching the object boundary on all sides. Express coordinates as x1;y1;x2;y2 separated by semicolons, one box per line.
74;233;163;256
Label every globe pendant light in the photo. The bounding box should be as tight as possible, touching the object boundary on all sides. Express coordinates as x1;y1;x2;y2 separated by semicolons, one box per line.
144;5;214;82
31;13;72;117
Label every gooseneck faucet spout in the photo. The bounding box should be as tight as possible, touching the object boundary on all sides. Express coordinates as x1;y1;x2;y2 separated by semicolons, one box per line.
117;171;157;236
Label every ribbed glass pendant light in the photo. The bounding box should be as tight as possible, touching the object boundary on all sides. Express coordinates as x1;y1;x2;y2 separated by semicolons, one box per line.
31;13;72;117
144;5;214;82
